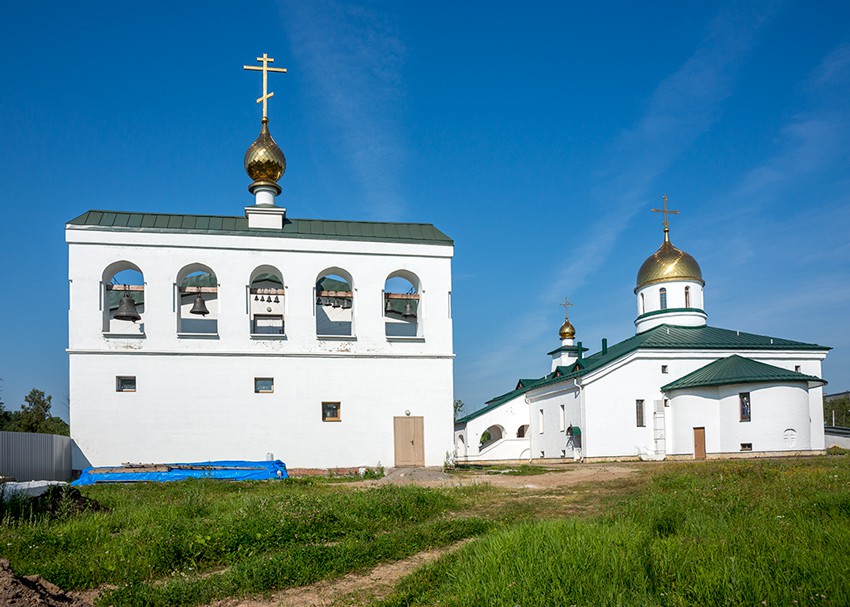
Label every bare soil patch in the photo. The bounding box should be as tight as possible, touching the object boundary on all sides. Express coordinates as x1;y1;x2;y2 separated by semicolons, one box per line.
0;559;93;607
209;539;473;607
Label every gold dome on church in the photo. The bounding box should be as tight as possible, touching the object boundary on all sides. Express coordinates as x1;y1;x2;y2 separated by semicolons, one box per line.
559;318;576;339
636;229;703;290
245;118;286;190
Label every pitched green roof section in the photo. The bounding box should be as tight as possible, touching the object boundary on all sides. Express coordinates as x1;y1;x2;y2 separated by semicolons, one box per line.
661;355;826;392
67;210;453;246
458;324;830;422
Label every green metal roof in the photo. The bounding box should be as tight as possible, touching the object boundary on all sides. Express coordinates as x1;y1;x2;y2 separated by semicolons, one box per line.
661;355;826;392
457;324;830;423
67;210;453;246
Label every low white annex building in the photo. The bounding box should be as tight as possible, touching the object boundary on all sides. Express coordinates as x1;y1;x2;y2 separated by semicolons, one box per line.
455;201;829;463
67;56;454;471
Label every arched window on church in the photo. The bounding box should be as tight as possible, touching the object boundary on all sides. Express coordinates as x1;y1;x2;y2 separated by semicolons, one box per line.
316;268;354;337
517;424;529;438
102;262;144;335
640;293;645;315
684;286;691;308
249;266;284;335
384;271;420;338
177;264;218;335
659;287;667;310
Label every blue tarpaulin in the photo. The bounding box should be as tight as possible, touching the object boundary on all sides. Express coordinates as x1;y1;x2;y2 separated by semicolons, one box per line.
72;460;288;486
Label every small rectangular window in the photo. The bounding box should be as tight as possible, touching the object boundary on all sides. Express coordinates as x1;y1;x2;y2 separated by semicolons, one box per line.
116;376;136;392
636;399;645;427
322;402;341;422
253;315;284;335
794;365;801;373
740;443;753;451
740;392;751;422
254;378;274;393
539;409;544;434
560;449;566;458
559;404;565;432
661;365;669;374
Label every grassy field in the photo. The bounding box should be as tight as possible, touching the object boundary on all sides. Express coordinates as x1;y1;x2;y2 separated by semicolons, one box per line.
380;457;850;607
2;457;849;606
0;478;494;606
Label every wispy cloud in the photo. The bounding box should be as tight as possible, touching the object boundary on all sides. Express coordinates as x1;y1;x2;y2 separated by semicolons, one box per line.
548;4;776;298
279;0;408;219
456;4;777;409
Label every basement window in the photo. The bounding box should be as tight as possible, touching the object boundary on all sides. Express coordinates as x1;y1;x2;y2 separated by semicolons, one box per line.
740;443;753;451
116;376;136;392
254;378;274;393
322;402;341;422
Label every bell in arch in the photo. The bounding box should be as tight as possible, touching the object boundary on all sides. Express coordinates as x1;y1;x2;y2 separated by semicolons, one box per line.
342;298;351;309
385;297;394;315
114;291;141;322
190;293;210;316
402;300;416;319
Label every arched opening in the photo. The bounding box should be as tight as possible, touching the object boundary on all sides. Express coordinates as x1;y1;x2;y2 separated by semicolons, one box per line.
684;286;691;308
479;424;504;449
640;292;645;315
384;270;420;337
177;264;218;334
249;265;284;335
455;434;466;457
517;424;529;438
102;261;144;334
659;287;667;310
316;268;353;337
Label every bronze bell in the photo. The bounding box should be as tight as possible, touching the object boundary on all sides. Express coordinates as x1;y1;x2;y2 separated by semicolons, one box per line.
114;291;141;322
332;298;341;308
385;297;394;315
190;293;210;316
403;300;416;319
342;298;351;309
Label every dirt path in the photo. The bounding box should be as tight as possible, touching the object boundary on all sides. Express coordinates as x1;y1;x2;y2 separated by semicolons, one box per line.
209;539;473;607
206;463;645;607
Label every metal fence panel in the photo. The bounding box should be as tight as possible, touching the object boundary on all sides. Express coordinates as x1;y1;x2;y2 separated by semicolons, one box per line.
0;431;72;482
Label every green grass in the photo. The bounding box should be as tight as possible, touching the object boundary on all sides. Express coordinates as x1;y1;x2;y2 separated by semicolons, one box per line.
377;457;850;607
0;478;492;606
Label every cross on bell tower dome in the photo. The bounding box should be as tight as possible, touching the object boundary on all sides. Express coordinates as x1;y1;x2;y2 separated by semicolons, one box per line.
243;53;288;229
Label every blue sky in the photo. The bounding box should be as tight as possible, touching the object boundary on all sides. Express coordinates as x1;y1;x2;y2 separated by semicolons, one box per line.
1;1;849;420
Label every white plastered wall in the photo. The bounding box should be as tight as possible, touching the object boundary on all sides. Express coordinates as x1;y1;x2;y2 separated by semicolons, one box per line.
67;226;454;468
455;394;531;462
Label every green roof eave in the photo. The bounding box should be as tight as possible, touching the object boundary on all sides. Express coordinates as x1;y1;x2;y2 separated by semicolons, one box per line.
635;307;706;321
67;210;453;246
661;355;827;392
457;324;830;425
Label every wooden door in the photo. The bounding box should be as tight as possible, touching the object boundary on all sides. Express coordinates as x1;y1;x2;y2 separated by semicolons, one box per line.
394;416;424;467
693;427;706;460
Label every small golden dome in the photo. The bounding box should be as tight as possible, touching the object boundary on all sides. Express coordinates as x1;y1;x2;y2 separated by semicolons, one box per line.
559;318;576;339
636;229;703;290
245;118;286;191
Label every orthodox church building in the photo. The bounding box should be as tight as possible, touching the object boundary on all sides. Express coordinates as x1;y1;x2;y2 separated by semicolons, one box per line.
455;202;829;462
67;55;455;471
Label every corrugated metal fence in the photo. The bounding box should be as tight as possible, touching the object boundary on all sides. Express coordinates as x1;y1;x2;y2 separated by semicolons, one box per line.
0;431;72;482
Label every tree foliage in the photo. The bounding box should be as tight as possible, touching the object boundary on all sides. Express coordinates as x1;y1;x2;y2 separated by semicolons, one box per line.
824;393;850;427
0;389;69;436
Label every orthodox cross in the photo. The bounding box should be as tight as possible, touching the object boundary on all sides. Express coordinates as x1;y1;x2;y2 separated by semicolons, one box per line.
560;296;574;319
243;53;287;121
651;194;679;230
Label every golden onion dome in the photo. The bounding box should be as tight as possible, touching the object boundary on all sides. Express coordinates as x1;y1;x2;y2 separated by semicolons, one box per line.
245;118;286;191
559;318;576;339
636;229;703;290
